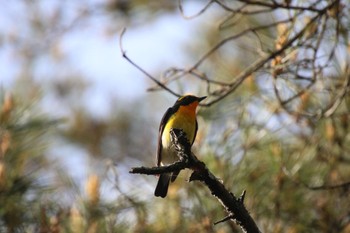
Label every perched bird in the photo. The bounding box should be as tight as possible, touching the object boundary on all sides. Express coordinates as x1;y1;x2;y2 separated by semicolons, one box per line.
155;95;206;198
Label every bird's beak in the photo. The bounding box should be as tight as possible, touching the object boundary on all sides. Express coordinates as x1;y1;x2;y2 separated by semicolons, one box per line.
198;96;207;102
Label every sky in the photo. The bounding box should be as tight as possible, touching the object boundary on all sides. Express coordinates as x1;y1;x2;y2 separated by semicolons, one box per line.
0;1;215;117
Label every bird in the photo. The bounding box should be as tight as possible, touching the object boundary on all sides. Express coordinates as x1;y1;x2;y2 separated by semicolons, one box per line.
155;95;206;198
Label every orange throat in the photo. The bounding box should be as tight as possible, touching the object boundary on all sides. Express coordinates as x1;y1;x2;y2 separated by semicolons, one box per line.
177;101;199;117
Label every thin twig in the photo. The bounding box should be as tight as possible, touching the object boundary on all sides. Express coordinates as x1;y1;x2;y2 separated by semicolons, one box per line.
307;181;350;191
214;214;235;225
179;0;214;19
119;28;181;98
234;0;324;12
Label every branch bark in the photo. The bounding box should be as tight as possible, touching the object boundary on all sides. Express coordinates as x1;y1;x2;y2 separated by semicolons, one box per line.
130;128;261;233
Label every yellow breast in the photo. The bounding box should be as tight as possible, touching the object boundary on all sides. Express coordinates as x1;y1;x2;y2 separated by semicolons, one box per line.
162;105;197;149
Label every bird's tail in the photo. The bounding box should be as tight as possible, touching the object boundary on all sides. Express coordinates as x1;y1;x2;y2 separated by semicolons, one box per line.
154;174;171;198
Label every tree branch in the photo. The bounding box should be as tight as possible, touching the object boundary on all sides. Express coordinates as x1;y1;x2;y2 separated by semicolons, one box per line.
130;128;261;233
307;181;350;191
233;0;324;12
119;28;181;98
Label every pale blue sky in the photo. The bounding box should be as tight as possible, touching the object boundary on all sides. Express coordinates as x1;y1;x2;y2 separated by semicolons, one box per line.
0;1;215;117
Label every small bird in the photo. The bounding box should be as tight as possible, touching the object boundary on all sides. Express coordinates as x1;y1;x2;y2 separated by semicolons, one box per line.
155;95;206;198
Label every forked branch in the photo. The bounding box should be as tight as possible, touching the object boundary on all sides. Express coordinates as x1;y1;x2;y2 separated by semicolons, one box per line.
130;129;261;233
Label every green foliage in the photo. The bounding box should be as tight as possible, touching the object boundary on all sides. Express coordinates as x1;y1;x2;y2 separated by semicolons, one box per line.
0;91;56;231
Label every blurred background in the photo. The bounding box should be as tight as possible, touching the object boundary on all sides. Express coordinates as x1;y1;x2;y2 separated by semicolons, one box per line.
1;0;350;232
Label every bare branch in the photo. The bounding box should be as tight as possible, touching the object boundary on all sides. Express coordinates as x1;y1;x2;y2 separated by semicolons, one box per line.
185;0;340;107
130;129;261;233
201;12;321;106
322;66;350;118
179;0;214;19
119;28;181;98
130;161;187;175
307;181;350;191
189;18;293;70
233;0;324;13
214;214;235;225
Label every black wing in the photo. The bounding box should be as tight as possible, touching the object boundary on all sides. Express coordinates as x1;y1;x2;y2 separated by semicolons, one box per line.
192;119;198;146
156;107;175;166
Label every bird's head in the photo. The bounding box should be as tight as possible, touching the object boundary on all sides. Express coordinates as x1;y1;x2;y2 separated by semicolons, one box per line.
174;95;206;110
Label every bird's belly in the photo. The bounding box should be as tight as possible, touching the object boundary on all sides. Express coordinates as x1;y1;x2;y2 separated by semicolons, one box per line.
161;114;196;165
